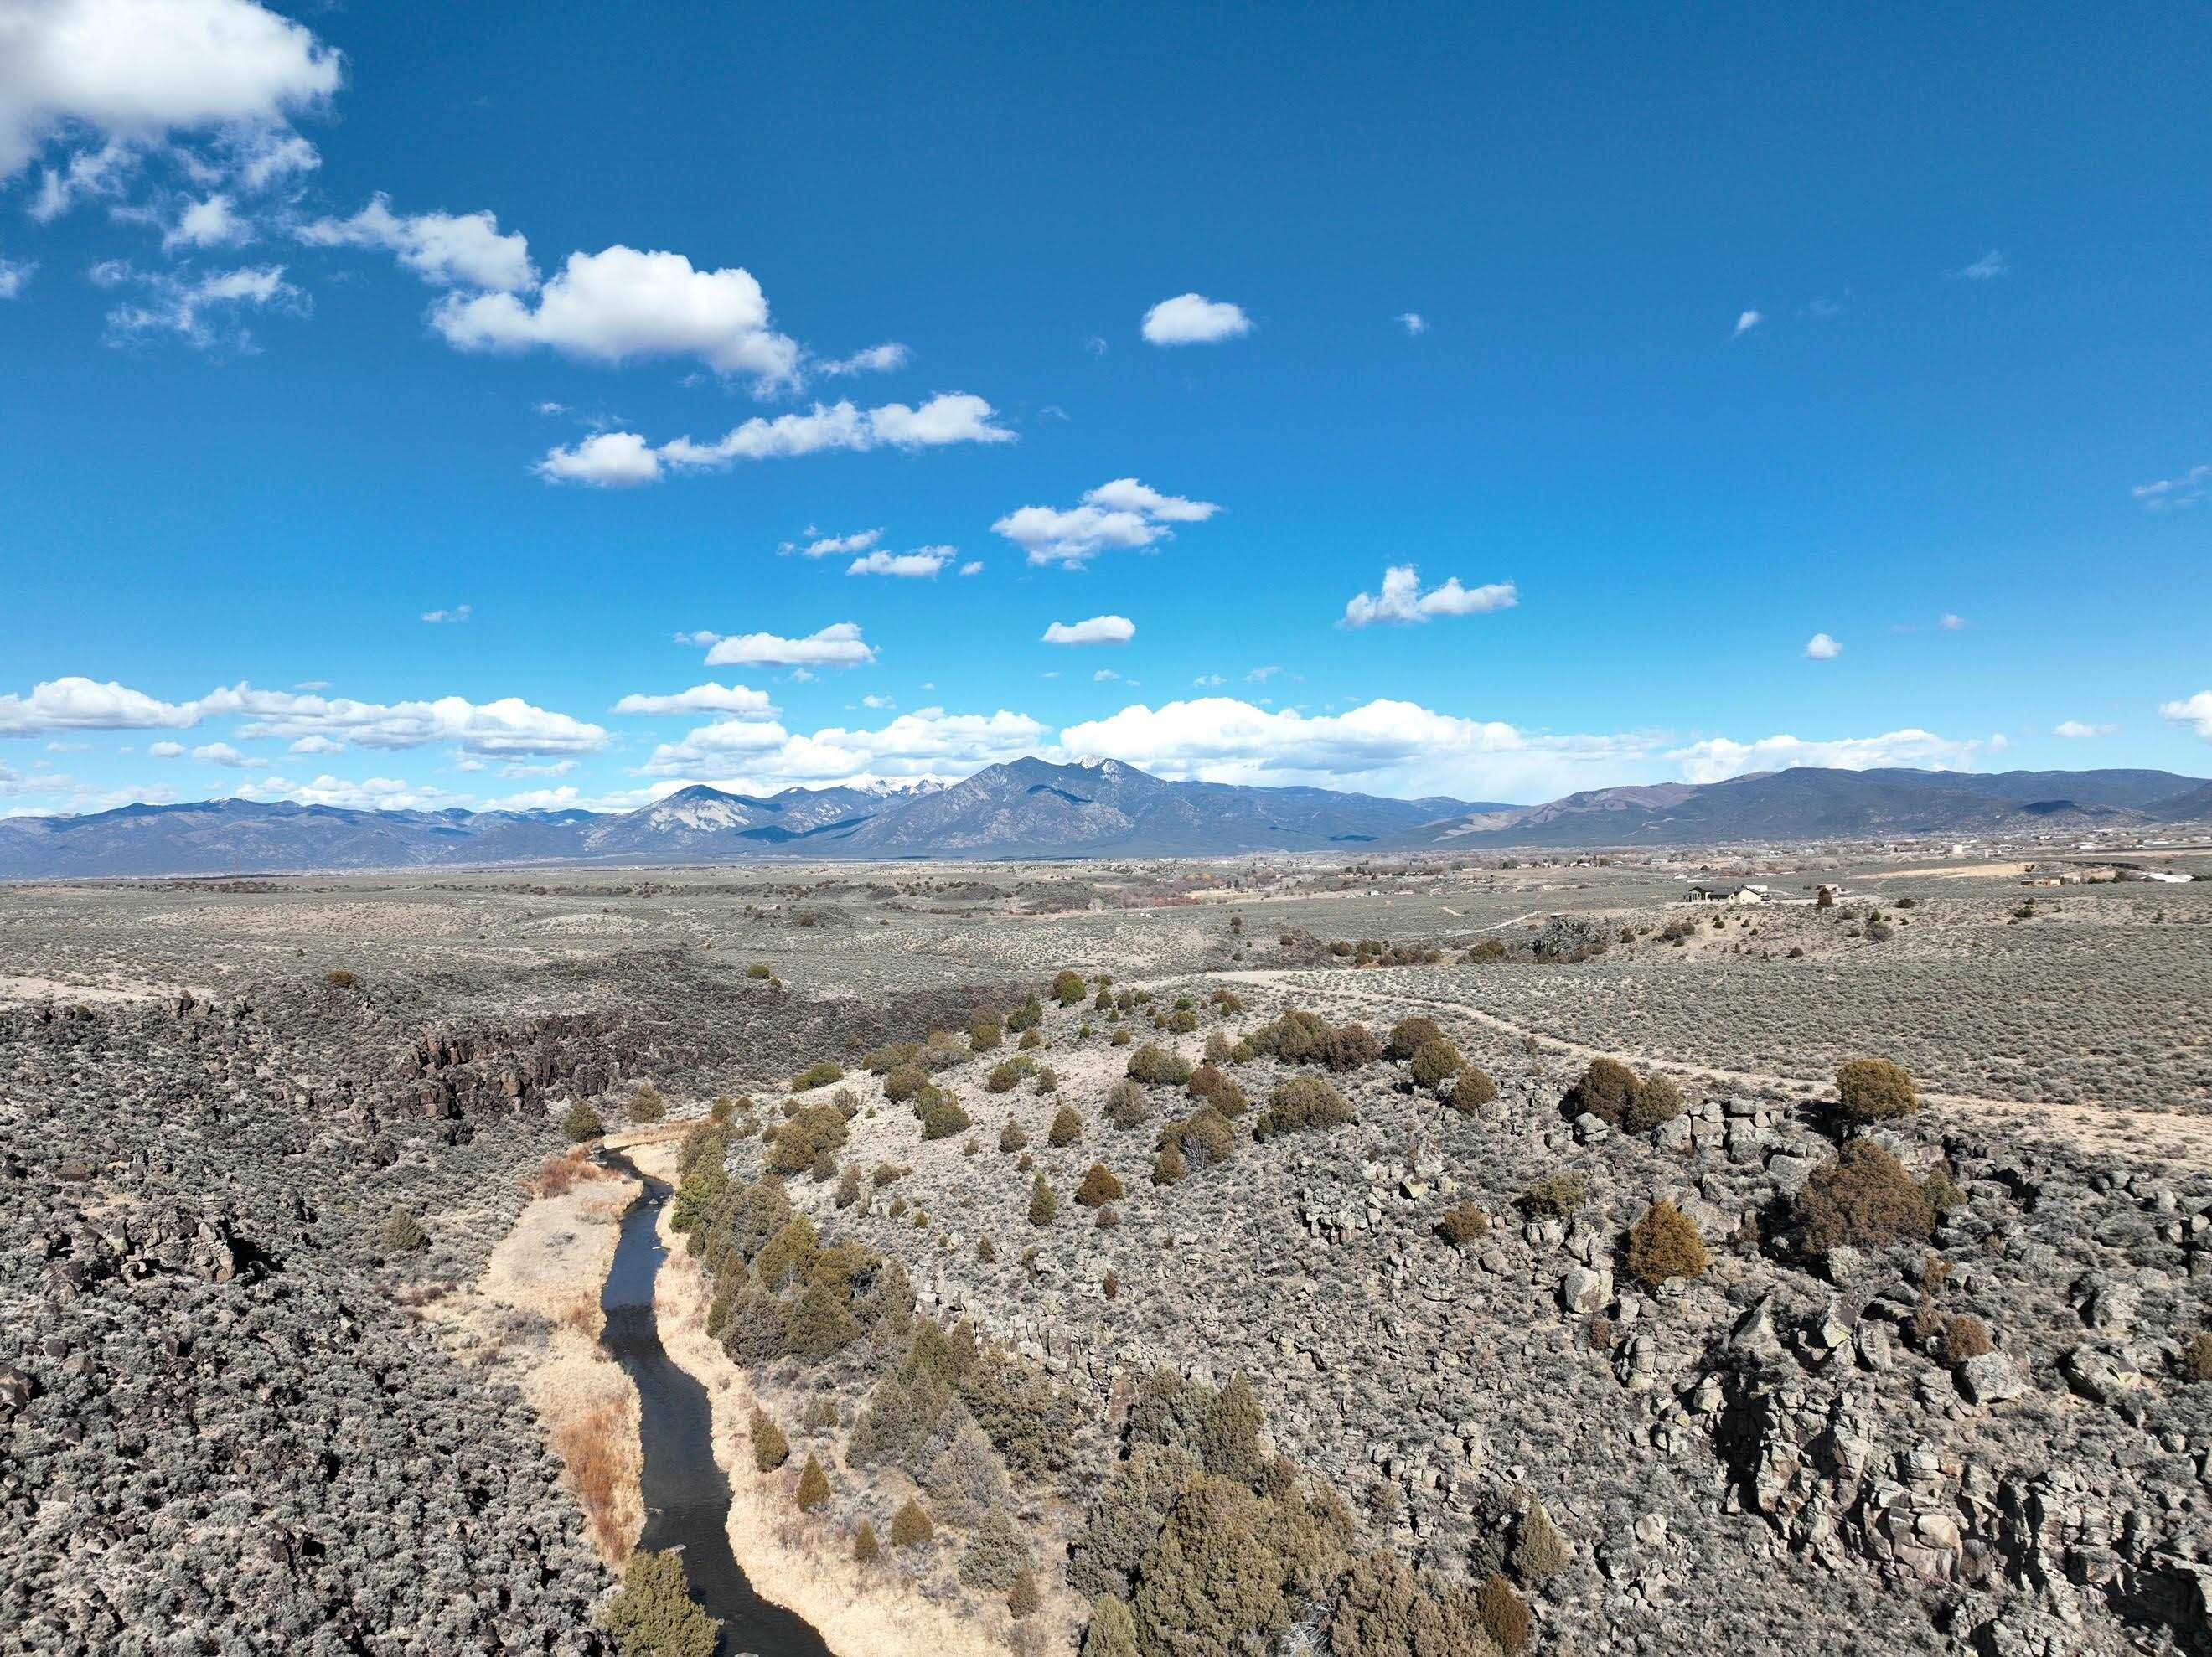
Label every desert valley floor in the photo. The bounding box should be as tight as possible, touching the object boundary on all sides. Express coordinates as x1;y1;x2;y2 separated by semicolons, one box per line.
3;850;2209;1655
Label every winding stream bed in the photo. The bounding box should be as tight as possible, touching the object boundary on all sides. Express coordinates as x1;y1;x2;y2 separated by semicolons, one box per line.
599;1154;831;1657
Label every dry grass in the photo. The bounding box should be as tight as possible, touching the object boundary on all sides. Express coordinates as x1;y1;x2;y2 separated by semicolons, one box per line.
555;1401;637;1561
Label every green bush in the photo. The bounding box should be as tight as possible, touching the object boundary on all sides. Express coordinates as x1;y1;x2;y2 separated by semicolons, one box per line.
1186;1063;1248;1116
970;1012;1005;1052
603;1550;718;1657
377;1208;427;1252
1052;969;1089;1006
1622;1074;1685;1133
920;1097;972;1140
1464;937;1508;963
794;1453;831;1511
751;1408;790;1472
746;962;773;978
1328;1551;1488;1657
1162;1104;1236;1166
1028;1174;1058;1226
853;1520;881;1563
1477;1572;1529;1652
1049;1105;1084;1147
1254;1076;1352;1138
791;1061;844;1093
1511;1501;1569;1583
1835;1056;1918;1124
883;1063;930;1103
986;1057;1034;1094
1007;994;1044;1033
999;1118;1030;1153
2181;1330;2212;1383
1153;1143;1186;1185
1083;1595;1141;1657
766;1103;849;1174
1408;1038;1462;1091
561;1100;604;1142
628;1085;668;1125
1105;1078;1153;1128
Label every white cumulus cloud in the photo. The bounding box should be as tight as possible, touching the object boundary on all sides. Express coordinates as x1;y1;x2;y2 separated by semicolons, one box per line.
0;0;341;182
300;194;536;291
700;622;876;669
2053;720;2114;740
1396;312;1428;335
1140;292;1252;346
848;549;951;579
784;528;881;559
541;395;1013;485
432;244;800;392
1803;632;1843;660
1341;565;1517;627
645;706;1047;783
817;342;910;375
2160;691;2212;741
610;683;778;719
1666;729;1980;783
1042;615;1135;647
992;478;1219;568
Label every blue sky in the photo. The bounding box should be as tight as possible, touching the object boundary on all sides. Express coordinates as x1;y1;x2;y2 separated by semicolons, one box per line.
3;0;2209;816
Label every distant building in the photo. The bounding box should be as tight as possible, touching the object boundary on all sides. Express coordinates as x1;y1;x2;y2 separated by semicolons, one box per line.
1685;881;1769;904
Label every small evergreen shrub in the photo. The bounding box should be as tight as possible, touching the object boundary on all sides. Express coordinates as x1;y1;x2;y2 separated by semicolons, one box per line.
1835;1056;1918;1124
561;1100;604;1143
1625;1199;1708;1287
1408;1038;1463;1091
1028;1174;1058;1226
921;1097;972;1140
999;1119;1030;1153
1517;1172;1585;1219
1436;1202;1490;1245
888;1498;933;1548
603;1551;718;1657
1127;1043;1193;1086
794;1454;831;1511
1386;1016;1444;1060
1105;1079;1152;1129
1448;1067;1497;1112
377;1209;427;1252
1253;1076;1351;1138
751;1408;790;1473
1048;1105;1083;1147
791;1062;844;1093
1077;1164;1124;1207
1793;1142;1936;1252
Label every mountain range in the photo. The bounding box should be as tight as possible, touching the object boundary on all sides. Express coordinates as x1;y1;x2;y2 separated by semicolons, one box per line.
1;758;2206;879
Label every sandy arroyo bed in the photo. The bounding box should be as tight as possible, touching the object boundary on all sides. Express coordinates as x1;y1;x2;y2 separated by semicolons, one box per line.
426;1150;648;1564
633;1139;1035;1657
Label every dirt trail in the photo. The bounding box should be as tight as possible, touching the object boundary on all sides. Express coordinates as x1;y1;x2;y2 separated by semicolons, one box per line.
1209;968;2212;1164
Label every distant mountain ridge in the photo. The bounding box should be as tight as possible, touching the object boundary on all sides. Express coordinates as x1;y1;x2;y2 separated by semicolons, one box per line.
0;760;2204;878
